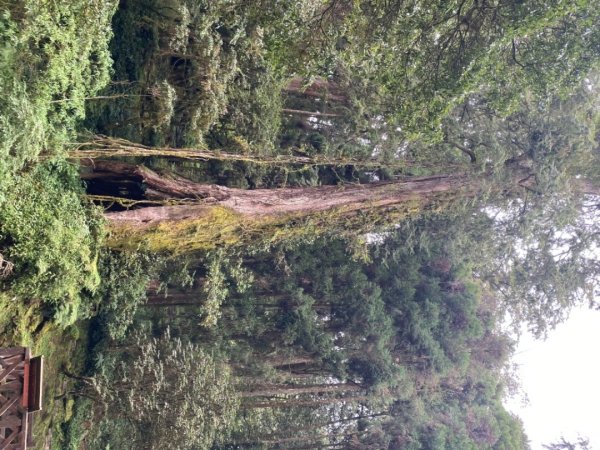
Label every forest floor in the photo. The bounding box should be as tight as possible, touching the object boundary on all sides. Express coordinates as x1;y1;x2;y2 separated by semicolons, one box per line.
0;293;90;450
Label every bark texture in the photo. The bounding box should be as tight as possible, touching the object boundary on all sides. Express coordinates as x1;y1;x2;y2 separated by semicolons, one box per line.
88;160;471;227
82;160;486;252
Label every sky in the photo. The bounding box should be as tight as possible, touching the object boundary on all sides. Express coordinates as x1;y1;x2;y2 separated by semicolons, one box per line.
506;306;600;449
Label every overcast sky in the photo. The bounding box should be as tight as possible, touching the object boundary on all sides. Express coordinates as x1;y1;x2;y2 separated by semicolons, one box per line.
506;306;600;449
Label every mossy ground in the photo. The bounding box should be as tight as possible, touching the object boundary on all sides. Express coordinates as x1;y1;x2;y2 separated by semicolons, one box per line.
0;291;91;450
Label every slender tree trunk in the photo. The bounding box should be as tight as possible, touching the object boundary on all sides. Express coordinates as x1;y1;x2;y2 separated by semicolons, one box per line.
265;355;318;367
281;108;340;117
244;395;372;409
273;371;321;382
146;291;202;304
240;382;362;398
72;135;388;167
249;411;389;444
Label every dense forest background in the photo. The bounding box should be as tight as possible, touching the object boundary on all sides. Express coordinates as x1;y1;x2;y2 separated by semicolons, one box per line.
1;0;599;449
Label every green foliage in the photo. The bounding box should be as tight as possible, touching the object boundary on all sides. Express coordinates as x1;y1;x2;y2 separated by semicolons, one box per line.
494;409;530;450
0;77;48;182
215;234;523;446
0;9;117;446
201;251;230;327
0;14;47;182
87;0;286;149
3;1;599;448
84;328;239;450
0;0;117;328
23;0;117;134
62;398;94;450
0;0;116;179
0;162;104;326
332;0;600;140
78;220;530;448
94;250;164;340
201;249;254;327
207;59;284;155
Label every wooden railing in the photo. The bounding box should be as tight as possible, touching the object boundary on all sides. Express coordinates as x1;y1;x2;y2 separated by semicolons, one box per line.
0;348;44;450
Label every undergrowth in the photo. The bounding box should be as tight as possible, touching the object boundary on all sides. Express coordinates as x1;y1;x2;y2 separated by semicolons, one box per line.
0;3;117;448
0;162;104;326
0;0;117;326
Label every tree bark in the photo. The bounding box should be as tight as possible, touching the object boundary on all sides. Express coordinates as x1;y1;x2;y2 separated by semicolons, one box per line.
265;354;318;368
245;395;372;409
281;108;341;117
144;296;203;307
285;77;348;104
240;382;362;398
96;161;471;226
82;159;477;252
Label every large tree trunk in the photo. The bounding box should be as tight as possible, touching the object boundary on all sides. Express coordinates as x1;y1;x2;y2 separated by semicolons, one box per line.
95;161;470;221
85;160;475;252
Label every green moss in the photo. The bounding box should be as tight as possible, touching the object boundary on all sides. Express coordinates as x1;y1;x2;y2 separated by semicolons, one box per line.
108;206;246;253
64;399;75;423
107;195;444;255
61;398;94;450
31;322;91;450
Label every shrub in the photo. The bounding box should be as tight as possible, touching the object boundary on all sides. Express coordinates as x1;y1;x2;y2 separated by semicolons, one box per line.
0;162;104;326
94;250;165;341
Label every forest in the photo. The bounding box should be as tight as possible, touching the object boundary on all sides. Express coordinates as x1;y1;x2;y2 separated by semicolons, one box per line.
0;0;599;448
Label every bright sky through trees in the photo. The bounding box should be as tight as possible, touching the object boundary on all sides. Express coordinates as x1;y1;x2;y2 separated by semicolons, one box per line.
508;306;600;449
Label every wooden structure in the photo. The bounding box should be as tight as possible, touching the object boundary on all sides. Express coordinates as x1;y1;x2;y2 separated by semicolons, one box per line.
0;348;44;450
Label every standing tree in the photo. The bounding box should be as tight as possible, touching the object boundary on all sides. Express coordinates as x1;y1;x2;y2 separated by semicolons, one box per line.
78;73;600;339
65;328;238;449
